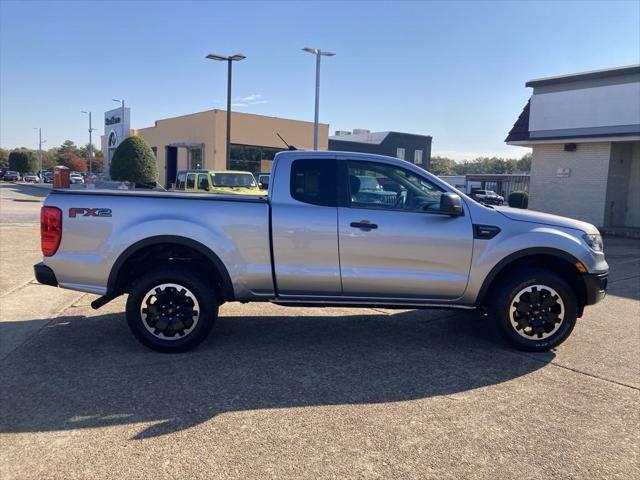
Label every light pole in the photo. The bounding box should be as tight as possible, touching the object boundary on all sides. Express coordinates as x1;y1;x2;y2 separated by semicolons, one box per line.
206;53;246;169
302;48;335;150
111;99;125;179
81;111;95;175
112;98;125;130
34;128;46;181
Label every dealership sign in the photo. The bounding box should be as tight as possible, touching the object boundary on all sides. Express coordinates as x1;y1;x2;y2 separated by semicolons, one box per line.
103;107;131;179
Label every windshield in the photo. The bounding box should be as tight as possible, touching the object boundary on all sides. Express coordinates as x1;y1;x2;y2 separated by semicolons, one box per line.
357;176;382;191
210;173;256;188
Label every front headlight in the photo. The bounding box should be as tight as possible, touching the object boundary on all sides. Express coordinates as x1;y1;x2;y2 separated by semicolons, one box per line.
583;234;604;252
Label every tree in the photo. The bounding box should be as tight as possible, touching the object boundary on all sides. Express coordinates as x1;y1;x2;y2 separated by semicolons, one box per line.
428;156;457;176
110;136;158;185
0;148;9;169
66;155;87;173
517;152;532;172
8;148;38;173
55;140;81;168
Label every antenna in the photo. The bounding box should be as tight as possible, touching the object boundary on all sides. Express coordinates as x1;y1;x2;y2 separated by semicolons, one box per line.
276;132;297;150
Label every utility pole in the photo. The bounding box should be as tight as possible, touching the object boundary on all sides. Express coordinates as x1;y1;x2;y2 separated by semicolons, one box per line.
34;128;46;181
81;111;96;174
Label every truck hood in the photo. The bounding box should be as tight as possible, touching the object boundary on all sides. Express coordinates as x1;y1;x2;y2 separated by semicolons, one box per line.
494;206;599;234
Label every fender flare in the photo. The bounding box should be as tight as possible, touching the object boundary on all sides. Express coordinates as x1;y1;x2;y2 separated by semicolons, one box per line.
474;247;583;306
107;235;235;301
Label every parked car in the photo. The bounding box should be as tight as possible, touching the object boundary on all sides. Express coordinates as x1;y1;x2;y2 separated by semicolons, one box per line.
35;150;608;354
23;172;40;182
69;173;84;184
42;172;53;183
472;189;504;205
175;170;261;195
3;171;21;181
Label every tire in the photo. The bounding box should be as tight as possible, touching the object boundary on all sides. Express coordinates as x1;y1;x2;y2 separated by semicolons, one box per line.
489;269;578;352
125;265;218;353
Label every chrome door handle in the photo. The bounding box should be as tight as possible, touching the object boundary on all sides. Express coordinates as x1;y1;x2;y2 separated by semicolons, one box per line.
350;221;378;230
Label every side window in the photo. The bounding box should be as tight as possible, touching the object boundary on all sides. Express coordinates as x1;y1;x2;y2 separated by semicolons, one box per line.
347;161;444;212
197;174;209;190
176;172;186;190
290;158;337;207
186;173;196;189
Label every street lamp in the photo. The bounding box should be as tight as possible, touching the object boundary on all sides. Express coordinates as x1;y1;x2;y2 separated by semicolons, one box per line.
302;47;335;150
81;111;96;175
112;98;125;130
206;53;246;169
34;128;46;181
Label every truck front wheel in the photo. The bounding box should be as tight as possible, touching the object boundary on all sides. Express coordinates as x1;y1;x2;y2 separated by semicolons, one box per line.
489;269;578;352
125;266;218;353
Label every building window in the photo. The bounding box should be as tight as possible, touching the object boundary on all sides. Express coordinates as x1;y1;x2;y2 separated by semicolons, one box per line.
189;148;203;169
396;147;405;160
414;149;423;164
229;143;286;174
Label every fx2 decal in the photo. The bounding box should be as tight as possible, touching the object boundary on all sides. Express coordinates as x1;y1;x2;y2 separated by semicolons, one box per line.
69;208;112;218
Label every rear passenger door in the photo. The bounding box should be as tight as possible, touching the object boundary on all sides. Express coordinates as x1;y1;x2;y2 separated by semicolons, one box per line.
271;158;341;296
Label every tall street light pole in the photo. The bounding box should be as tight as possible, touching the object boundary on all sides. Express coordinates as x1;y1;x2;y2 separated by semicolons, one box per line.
81;111;95;175
206;53;246;169
302;48;335;150
112;98;125;131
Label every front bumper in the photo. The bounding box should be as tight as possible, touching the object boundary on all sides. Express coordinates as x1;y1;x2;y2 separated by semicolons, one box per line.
34;262;58;287
583;271;608;305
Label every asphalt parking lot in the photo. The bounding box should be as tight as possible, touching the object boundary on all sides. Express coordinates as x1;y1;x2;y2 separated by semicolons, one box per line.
1;182;638;480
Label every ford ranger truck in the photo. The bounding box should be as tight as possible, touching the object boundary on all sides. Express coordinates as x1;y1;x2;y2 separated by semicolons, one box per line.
34;151;608;353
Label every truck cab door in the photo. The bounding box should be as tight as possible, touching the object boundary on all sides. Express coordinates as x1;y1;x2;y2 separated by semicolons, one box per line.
271;157;342;296
337;160;473;300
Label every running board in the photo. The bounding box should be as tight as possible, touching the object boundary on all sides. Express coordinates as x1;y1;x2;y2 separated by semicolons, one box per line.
270;300;476;310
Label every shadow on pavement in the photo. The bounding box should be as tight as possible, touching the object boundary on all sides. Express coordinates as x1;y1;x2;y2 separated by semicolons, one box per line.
0;309;553;440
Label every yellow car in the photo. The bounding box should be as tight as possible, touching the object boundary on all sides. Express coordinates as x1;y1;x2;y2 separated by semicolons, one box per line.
175;170;262;195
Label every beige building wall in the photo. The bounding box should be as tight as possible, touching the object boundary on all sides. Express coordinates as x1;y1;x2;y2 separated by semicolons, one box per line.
135;109;328;184
529;142;611;226
624;143;640;227
135;110;216;179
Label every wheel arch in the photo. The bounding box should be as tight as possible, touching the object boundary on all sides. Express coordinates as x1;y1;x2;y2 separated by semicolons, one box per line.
107;235;235;302
475;247;588;314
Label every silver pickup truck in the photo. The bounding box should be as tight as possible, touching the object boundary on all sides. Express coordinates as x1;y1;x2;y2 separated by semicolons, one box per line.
35;151;608;353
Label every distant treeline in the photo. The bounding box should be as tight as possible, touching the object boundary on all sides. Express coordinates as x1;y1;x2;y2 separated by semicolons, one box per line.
0;140;104;173
429;153;532;176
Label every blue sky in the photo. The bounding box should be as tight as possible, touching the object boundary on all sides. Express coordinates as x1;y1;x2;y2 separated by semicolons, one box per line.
1;0;639;160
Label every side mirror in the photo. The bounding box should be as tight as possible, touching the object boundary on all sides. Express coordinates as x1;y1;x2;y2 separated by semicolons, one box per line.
440;193;463;216
259;181;268;190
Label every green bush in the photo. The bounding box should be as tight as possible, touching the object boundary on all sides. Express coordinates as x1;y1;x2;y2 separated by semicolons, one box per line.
508;191;529;209
110;136;158;185
8;149;38;174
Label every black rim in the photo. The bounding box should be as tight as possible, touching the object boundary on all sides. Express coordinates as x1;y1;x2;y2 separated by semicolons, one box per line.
140;283;200;340
509;285;565;339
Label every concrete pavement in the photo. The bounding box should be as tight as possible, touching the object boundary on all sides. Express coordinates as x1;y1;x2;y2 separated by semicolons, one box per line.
0;182;638;479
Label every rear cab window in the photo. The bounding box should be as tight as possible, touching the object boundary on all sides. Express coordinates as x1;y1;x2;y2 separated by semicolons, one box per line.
290;159;338;207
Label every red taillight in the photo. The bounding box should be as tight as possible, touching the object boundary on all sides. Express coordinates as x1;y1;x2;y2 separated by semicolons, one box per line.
41;206;62;256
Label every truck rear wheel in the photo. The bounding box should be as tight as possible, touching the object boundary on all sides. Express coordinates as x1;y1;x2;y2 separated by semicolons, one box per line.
125;266;218;353
489;269;578;352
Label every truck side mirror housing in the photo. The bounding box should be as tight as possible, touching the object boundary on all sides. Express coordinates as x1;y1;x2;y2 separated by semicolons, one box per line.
440;193;463;216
